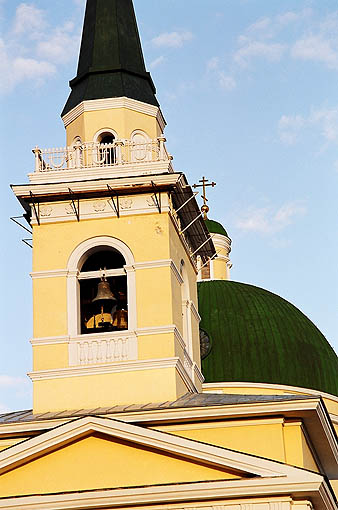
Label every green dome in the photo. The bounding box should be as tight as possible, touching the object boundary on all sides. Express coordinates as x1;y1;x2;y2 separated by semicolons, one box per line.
198;280;338;396
204;218;229;238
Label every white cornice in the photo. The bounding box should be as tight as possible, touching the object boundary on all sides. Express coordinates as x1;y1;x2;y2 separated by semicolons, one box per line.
0;415;322;479
28;357;187;381
133;259;183;284
13;172;180;198
61;97;166;132
0;478;333;510
30;269;68;279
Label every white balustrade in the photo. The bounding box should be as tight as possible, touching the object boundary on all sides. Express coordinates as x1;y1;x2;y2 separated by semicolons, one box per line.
33;136;170;173
69;332;138;366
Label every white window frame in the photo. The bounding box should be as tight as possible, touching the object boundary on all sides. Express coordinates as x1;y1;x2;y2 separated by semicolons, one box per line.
67;236;136;337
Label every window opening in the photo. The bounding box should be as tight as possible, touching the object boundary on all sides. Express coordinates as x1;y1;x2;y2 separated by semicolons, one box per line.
98;133;115;165
79;248;128;334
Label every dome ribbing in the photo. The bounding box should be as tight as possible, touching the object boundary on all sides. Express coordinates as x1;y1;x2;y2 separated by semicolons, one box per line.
198;280;338;396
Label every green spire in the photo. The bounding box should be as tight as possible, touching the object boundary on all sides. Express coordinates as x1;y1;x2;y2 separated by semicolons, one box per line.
62;0;158;117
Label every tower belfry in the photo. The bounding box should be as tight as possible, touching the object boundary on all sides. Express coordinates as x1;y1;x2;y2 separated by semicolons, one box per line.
12;0;215;413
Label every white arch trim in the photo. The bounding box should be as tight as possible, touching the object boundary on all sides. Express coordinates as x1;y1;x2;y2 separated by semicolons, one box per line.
67;237;136;336
93;128;119;143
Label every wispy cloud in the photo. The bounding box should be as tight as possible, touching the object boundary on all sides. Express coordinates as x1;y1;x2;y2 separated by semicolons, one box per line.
0;2;80;94
278;107;338;146
291;35;338;69
235;201;307;234
234;39;286;66
151;31;193;49
206;57;236;91
150;55;165;69
0;375;27;388
278;114;305;145
13;3;46;36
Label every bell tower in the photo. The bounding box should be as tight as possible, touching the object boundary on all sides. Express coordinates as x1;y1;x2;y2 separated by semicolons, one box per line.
12;0;215;414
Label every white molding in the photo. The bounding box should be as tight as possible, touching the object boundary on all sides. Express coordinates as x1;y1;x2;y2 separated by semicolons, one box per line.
28;357;187;381
133;259;183;284
193;362;205;384
93;127;119;143
202;381;338;404
0;478;332;510
30;269;68;279
0;416;314;478
61;96;166;132
30;335;69;346
189;300;201;323
15;172;180;196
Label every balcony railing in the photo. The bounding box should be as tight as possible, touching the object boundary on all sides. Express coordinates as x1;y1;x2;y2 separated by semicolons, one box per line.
33;136;170;173
69;331;138;366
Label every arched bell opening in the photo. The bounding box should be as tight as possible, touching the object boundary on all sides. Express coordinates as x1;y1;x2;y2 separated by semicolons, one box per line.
97;131;116;165
78;248;128;335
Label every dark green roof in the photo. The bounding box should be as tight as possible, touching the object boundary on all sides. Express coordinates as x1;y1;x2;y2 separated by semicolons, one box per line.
204;218;228;237
62;0;158;117
198;280;338;396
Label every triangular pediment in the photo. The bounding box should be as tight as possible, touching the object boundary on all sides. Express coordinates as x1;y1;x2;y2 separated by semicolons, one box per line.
0;416;323;498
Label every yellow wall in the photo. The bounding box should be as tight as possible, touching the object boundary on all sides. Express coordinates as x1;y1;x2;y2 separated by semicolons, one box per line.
66;107;162;146
154;418;319;472
33;366;188;413
0;433;240;497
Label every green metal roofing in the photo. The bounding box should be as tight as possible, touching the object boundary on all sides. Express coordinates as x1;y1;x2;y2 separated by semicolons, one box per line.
62;0;158;117
204;218;229;237
198;280;338;396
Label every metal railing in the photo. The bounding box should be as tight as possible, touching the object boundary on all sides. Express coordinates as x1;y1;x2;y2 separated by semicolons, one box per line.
33;136;170;173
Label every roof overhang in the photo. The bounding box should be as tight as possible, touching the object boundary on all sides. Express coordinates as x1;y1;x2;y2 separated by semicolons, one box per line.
0;397;336;479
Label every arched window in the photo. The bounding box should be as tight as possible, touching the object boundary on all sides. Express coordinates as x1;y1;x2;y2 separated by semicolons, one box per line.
78;248;128;334
93;129;118;166
67;237;136;338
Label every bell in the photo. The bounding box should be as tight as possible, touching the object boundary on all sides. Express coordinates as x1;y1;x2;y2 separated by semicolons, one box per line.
92;277;116;303
112;309;128;330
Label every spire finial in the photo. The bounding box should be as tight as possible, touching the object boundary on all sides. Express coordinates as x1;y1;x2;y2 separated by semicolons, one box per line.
193;177;216;219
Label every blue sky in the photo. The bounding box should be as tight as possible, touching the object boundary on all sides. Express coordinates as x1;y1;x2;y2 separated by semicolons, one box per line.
0;0;337;412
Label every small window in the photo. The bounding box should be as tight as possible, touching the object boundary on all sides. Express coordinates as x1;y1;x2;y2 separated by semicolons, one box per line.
98;132;115;165
79;248;128;334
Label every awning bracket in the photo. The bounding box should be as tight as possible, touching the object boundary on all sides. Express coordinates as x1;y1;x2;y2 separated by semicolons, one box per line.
68;188;80;222
29;191;40;226
107;184;120;218
151;181;161;213
10;216;32;235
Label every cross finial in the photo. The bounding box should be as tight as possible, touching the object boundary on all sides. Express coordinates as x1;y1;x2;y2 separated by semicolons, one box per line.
192;176;216;219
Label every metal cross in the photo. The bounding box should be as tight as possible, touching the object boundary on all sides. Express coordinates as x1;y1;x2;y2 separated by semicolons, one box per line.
193;177;216;219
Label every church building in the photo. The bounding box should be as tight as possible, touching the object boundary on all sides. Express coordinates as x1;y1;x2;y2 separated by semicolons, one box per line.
1;1;337;508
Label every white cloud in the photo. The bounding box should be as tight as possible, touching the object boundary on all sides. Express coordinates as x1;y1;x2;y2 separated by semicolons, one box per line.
13;3;46;36
278;114;305;145
150;55;165;69
0;405;10;414
235;202;307;234
0;38;56;92
207;56;219;71
151;31;193;49
0;375;27;388
278;107;338;146
247;17;271;34
218;72;236;90
291;35;338;69
37;22;80;64
234;40;286;66
206;57;236;91
310;107;338;142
